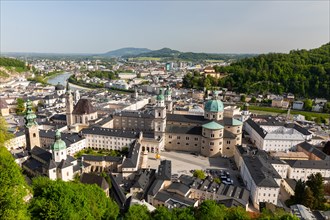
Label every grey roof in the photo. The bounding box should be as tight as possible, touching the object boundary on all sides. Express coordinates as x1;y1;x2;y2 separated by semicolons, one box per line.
72;99;96;115
165;125;202;135
22;158;44;173
48;160;57;169
284;178;297;190
285;160;330;169
39;130;84;147
285;123;311;135
80;173;109;190
57;159;73;169
109;173;127;208
242;155;281;188
167;182;190;195
167;114;209;124
297;141;330;160
148;179;164;196
82;155;123;163
154;191;196;207
132;169;156;190
30;146;52;163
224;130;236;139
113;109;154;119
122;141;141;168
157;160;172;180
50;114;66;121
81;127;141;139
246;118;267;138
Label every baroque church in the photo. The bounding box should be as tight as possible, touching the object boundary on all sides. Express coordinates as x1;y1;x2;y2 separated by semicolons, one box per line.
22;99;90;181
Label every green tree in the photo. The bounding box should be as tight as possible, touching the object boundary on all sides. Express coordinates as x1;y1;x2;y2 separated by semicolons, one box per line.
152;206;172;220
303;187;315;208
214;177;221;184
193;169;206;180
250;96;257;103
16;98;25;115
196;200;226;220
306;173;325;209
0;117;30;220
304;99;313;111
125;205;151;220
29;177;119;219
226;206;250;220
240;95;246;102
171;207;195;220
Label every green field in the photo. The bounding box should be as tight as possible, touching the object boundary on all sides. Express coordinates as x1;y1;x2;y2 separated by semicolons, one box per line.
249;105;330;119
134;57;162;61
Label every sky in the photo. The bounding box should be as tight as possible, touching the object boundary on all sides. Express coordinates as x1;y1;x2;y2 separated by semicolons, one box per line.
0;1;329;54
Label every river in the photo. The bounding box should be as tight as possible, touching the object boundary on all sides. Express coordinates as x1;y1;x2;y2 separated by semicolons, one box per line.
46;72;91;91
47;72;72;86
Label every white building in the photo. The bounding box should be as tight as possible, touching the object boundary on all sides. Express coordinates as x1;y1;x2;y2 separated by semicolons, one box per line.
244;116;312;151
285;160;330;181
292;101;304;110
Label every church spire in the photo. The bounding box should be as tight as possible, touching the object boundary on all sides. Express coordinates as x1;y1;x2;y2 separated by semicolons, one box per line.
25;99;38;128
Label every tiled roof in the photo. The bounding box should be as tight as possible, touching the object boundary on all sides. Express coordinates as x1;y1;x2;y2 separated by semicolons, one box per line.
72;99;96;115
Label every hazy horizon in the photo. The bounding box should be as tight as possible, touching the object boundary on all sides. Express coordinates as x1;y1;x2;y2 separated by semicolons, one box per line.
1;1;329;54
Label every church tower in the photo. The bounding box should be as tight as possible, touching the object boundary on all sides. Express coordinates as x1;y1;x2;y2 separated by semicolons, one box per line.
240;103;251;122
24;99;40;151
51;130;67;162
164;86;173;113
154;89;166;151
66;83;74;128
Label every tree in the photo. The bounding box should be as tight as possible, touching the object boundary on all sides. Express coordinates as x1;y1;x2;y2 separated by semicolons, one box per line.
196;200;226;220
226;206;250;220
250;96;257;104
303;187;315;208
304;99;313;111
29;177;119;219
152;206;172;220
240;95;246;102
193;170;206;180
16;98;25;115
214;177;221;184
171;207;195;220
306;173;325;209
125;205;150;220
0;117;30;219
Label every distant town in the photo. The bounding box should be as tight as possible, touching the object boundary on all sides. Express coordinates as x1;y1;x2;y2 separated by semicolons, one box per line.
0;44;330;220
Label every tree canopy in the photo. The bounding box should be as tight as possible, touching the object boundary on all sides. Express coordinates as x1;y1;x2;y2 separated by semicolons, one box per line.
0;117;30;220
183;43;330;99
29;177;119;220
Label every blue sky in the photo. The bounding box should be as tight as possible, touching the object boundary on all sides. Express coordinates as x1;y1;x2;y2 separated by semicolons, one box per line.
1;1;329;53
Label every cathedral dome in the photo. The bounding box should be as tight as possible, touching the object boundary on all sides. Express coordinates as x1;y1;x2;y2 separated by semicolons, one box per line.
204;99;224;112
52;130;66;151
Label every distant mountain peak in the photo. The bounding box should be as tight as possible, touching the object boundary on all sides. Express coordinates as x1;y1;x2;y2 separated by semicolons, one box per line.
102;47;152;57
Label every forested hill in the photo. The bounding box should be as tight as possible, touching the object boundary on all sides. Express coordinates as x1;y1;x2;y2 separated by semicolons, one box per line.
220;43;330;99
0;57;28;78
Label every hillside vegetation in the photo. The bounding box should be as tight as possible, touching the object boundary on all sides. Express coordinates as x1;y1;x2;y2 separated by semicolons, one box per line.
0;57;28;78
219;43;330;99
125;47;256;61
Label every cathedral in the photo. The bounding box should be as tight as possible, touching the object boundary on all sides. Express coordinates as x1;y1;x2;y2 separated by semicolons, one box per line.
22;99;90;181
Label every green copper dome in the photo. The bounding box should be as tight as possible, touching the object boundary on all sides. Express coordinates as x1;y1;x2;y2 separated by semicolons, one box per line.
204;99;224;112
51;130;67;151
164;87;172;96
202;121;224;130
157;89;165;101
25;99;38;128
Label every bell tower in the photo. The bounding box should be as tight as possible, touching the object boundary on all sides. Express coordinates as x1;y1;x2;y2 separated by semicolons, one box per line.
66;82;74;128
24;99;40;151
154;89;166;150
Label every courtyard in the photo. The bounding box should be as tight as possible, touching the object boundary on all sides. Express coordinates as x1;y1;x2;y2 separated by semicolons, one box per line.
147;151;243;187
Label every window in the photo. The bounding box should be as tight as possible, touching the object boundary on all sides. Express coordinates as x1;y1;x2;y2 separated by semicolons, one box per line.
177;136;181;140
33;133;36;138
177;142;180;145
186;137;189;140
210;142;214;146
194;138;198;141
169;135;172;139
211;134;214;137
210;149;213;151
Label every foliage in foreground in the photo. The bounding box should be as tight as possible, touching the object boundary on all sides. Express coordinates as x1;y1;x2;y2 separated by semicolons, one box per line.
0;117;30;220
125;200;298;220
29;177;119;220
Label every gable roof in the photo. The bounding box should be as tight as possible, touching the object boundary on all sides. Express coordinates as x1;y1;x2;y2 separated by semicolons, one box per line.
80;173;109;190
72;98;96;115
